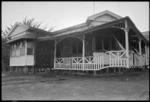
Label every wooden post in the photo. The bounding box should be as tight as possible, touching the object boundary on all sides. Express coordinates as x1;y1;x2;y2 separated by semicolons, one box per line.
24;40;27;74
138;39;142;66
145;45;147;66
33;38;37;73
124;20;129;68
82;34;85;71
54;39;57;69
138;39;142;55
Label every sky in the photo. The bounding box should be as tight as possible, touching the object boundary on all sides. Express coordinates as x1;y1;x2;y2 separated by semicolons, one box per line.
2;2;149;32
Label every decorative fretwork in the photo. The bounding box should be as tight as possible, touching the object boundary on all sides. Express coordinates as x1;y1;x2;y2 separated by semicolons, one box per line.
106;50;127;67
54;50;128;70
112;21;125;29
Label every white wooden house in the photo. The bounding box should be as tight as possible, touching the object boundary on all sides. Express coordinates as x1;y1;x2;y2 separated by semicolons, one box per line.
6;10;149;73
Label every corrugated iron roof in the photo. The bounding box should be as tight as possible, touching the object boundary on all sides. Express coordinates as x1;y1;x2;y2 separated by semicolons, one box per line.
38;16;149;44
6;10;149;44
6;23;52;43
6;34;36;43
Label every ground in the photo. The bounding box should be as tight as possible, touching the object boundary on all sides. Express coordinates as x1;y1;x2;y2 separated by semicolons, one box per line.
2;69;149;100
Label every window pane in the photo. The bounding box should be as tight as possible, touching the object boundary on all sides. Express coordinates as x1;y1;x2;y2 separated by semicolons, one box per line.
12;49;16;57
16;46;20;56
27;48;33;55
20;47;25;55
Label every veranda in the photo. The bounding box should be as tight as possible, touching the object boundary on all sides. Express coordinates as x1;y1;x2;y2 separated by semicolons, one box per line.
53;20;148;74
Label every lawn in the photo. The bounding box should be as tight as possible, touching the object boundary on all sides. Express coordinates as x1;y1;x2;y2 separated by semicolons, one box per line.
2;69;149;100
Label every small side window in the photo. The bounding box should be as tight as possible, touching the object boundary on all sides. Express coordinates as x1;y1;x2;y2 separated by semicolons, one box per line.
27;48;33;55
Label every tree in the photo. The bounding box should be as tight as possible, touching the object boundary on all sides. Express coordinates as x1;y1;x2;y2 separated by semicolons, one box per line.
2;37;10;72
2;18;54;72
2;17;54;38
22;17;54;32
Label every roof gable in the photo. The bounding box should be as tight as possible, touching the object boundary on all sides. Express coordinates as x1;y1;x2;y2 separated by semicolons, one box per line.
7;22;29;38
52;10;122;35
86;10;122;27
95;14;118;22
87;10;122;21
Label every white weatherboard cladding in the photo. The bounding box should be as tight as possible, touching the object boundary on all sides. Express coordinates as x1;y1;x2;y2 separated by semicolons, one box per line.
95;14;117;21
10;56;26;66
10;55;34;66
11;32;26;39
25;55;34;65
90;14;117;27
93;52;109;64
10;25;28;38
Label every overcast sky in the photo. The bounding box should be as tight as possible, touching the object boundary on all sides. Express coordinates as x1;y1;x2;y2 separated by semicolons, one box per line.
2;2;149;32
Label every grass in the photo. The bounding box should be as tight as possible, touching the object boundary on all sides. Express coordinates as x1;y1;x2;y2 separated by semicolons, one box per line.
2;68;149;100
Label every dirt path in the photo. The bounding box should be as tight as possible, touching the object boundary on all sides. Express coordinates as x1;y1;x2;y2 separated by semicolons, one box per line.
2;70;149;100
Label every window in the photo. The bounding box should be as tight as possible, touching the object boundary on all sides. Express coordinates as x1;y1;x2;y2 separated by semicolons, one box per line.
20;47;25;55
20;42;25;56
10;41;27;57
16;45;20;56
27;41;34;55
12;49;16;57
27;48;33;55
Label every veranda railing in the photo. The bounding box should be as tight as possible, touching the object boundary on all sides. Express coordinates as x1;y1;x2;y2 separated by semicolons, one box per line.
54;50;128;70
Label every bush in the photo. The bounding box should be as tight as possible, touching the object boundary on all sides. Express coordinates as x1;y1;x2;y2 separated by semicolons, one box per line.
2;38;10;72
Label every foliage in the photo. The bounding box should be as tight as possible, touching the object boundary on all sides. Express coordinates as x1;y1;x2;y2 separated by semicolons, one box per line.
2;17;54;39
22;17;54;32
1;18;54;72
2;37;10;72
2;25;13;40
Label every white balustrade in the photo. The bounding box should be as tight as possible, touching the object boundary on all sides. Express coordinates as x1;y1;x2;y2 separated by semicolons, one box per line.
106;50;127;67
54;50;129;70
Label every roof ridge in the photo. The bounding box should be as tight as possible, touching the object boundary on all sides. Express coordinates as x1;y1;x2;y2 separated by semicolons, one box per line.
87;10;122;21
52;22;86;34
